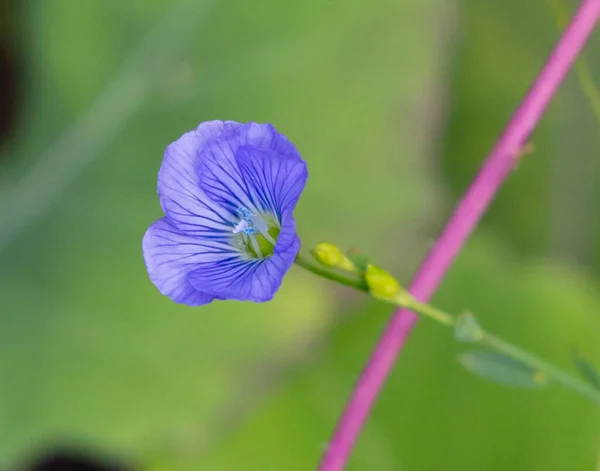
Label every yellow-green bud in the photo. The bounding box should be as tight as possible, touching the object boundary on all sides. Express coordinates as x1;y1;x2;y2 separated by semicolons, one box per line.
365;264;403;300
312;243;345;267
312;243;357;272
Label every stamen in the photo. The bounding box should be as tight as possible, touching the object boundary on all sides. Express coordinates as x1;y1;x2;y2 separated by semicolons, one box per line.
231;206;279;258
232;207;260;235
262;230;276;246
232;219;251;234
248;234;263;258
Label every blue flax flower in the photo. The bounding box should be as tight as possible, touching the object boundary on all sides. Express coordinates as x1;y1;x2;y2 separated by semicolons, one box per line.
142;121;308;306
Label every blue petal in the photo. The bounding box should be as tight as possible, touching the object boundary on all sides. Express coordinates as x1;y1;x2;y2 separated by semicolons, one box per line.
142;218;236;306
196;136;260;214
197;122;305;216
188;208;300;302
157;120;235;233
235;146;307;219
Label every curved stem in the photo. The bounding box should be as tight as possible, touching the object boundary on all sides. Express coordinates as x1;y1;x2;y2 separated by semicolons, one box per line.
302;255;600;404
294;254;368;292
405;299;455;327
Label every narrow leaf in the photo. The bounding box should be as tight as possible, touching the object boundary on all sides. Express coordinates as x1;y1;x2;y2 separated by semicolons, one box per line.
572;349;600;390
458;350;549;389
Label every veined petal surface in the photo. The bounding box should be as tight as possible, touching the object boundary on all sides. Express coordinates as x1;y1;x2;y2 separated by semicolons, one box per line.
143;121;307;306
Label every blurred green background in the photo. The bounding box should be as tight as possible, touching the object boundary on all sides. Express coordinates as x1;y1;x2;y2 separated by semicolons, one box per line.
1;0;600;469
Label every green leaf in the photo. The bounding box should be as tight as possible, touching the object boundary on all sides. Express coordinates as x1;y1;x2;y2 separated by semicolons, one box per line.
454;312;484;343
458;350;549;389
573;349;600;390
346;247;369;273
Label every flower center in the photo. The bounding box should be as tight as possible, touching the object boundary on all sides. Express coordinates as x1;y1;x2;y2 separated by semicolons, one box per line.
232;207;280;258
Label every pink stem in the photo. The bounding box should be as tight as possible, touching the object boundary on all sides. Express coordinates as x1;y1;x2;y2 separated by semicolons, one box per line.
317;1;600;470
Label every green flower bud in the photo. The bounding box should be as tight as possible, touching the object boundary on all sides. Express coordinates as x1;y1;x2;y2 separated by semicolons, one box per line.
312;243;357;272
365;264;404;300
312;243;344;267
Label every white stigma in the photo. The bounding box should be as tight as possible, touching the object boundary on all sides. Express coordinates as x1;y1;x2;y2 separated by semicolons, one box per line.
232;219;251;234
231;207;278;259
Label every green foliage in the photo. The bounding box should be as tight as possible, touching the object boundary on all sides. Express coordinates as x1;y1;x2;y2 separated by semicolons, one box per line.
458;350;548;389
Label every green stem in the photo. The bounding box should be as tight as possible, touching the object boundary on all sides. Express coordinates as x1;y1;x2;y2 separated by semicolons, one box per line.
294;253;368;291
295;259;600;405
398;298;600;405
405;298;456;327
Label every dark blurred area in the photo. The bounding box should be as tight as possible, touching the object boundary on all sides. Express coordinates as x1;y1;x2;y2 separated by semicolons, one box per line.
0;1;599;470
18;450;129;471
0;0;19;146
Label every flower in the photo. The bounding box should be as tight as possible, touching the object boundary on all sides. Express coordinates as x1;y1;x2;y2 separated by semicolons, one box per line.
142;121;308;306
